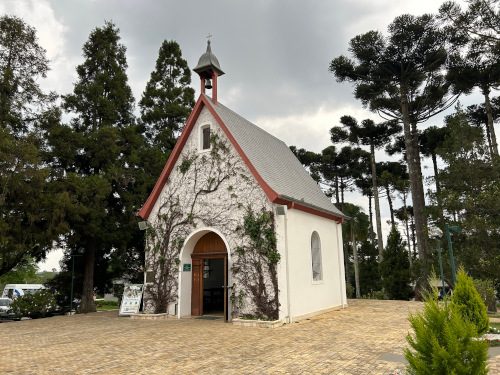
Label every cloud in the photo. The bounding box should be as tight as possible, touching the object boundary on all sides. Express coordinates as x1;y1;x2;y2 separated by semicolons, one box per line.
0;0;76;95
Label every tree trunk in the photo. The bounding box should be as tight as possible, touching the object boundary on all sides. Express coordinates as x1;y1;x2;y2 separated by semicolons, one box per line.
386;185;395;227
80;242;96;313
340;177;345;211
400;90;429;278
432;152;445;229
370;144;384;260
431;153;440;197
484;117;494;158
368;194;375;246
335;176;340;204
343;243;350;291
483;89;499;157
351;223;361;298
402;195;412;270
410;216;417;260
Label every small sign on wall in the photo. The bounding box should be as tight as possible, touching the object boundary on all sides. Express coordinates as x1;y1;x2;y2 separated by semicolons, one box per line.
183;263;192;272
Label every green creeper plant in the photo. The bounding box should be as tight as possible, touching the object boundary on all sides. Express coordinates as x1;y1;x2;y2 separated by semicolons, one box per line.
232;208;280;320
451;268;489;335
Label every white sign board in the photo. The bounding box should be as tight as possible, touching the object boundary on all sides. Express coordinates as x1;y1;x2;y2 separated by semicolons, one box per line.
119;284;144;316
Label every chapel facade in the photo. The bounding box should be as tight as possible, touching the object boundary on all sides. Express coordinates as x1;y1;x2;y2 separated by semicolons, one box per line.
139;41;347;322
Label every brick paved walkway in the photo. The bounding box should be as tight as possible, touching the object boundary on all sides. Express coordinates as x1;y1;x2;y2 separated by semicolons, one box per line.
1;299;499;374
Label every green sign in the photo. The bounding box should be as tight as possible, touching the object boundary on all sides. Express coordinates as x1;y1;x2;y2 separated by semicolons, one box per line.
183;263;192;272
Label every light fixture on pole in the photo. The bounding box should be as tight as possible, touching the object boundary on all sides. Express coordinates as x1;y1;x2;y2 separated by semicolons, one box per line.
429;227;446;293
445;224;461;286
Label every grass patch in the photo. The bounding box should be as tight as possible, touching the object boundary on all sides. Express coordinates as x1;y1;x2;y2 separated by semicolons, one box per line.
96;300;119;311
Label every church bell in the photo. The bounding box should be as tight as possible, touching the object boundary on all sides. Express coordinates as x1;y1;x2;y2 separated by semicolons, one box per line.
205;78;213;89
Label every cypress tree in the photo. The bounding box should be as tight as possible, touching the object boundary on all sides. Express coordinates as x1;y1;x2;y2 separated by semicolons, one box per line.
380;227;411;300
450;268;489;335
139;40;194;157
405;292;488;374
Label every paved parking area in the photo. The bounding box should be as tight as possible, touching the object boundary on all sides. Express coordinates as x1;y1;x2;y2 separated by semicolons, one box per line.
1;299;498;374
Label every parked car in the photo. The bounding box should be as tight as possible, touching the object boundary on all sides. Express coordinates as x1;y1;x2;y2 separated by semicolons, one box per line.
0;297;14;319
2;284;45;299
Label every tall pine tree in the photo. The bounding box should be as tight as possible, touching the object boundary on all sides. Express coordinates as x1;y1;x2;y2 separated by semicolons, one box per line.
0;16;64;276
139;40;194;160
54;21;138;312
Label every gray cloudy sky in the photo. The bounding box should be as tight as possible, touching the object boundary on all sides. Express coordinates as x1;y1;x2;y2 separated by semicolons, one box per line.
2;0;492;270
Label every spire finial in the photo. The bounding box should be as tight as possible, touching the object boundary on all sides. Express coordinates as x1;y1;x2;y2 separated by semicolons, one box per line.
206;34;212;52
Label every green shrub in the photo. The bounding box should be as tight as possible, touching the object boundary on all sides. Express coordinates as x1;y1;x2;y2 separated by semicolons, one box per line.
362;290;386;300
345;283;354;298
405;291;489;374
10;289;57;318
380;227;411;300
451;269;489;335
473;278;497;313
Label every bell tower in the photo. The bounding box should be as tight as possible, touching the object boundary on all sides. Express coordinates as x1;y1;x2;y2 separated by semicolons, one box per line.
193;39;224;104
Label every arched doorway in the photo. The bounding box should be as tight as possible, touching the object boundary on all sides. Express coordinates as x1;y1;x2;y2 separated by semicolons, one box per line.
190;232;228;320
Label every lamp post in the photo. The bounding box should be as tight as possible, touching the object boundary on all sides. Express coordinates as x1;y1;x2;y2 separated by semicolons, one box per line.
445;224;461;286
429;227;445;293
69;252;82;314
436;243;446;293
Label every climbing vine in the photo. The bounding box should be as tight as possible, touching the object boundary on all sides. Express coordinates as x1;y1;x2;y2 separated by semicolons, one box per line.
146;134;241;313
145;116;279;319
232;208;280;320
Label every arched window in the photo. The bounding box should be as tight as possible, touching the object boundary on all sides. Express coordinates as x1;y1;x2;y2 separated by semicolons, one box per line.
311;231;323;282
200;124;211;150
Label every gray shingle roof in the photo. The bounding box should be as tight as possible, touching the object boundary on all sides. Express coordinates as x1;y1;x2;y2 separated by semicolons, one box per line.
206;96;344;218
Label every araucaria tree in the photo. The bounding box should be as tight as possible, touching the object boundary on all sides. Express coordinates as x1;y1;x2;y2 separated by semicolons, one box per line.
0;16;64;276
330;14;458;279
441;0;500;157
54;22;138;313
333;116;401;259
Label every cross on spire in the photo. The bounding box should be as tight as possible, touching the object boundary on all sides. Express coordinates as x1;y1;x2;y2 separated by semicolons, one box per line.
206;33;212;42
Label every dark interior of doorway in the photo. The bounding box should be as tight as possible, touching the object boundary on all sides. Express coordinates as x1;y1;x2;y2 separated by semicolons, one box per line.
202;258;224;316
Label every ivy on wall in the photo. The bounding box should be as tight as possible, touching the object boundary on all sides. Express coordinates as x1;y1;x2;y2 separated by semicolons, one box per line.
146;129;280;319
146;134;239;313
232;208;280;320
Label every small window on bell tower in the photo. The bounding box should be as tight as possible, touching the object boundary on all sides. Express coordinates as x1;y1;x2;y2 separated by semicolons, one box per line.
201;125;211;150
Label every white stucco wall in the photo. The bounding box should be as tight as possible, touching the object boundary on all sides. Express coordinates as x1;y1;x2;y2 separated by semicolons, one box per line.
145;106;272;317
275;206;346;321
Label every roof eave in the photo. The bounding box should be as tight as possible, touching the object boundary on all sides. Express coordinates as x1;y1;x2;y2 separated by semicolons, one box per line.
274;194;345;223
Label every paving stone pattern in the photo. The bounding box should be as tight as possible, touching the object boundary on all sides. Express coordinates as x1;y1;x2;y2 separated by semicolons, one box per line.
1;299;499;374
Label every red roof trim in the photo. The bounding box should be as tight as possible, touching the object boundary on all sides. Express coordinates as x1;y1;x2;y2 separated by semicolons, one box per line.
273;197;343;223
138;94;342;223
138;95;279;219
138;96;205;219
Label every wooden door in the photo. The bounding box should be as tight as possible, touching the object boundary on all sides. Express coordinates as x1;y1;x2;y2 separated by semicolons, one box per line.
191;258;203;316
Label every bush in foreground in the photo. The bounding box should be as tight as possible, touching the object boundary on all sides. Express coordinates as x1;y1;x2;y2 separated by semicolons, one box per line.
405;291;489;374
451;269;490;335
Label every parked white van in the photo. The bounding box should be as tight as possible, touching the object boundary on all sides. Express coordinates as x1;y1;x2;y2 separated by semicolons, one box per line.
1;284;45;299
